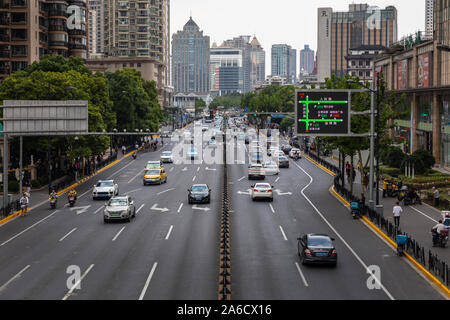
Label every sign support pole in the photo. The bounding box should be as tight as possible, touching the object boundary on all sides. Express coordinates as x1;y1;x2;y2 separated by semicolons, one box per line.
19;136;23;196
369;83;375;206
3;133;8;212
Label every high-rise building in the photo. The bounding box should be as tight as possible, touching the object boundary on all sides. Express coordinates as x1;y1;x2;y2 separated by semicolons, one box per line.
250;36;265;90
172;17;210;94
221;35;252;93
0;0;88;80
434;0;450;46
271;44;296;84
317;4;397;82
300;44;315;74
425;0;434;40
210;47;243;95
88;0;103;58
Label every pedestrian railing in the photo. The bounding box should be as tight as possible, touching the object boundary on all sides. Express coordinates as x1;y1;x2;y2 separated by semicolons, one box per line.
316;152;450;288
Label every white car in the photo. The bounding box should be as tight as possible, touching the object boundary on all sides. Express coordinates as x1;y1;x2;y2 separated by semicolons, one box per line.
160;151;173;163
93;180;119;200
289;148;302;158
251;183;274;201
208;140;217;148
263;161;280;176
183;131;191;139
248;163;265;180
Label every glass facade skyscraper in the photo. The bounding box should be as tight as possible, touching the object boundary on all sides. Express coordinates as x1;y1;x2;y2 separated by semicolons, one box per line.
172;17;210;94
271;44;296;84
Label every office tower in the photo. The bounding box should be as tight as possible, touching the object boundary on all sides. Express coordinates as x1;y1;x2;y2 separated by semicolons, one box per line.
250;36;265;90
300;44;315;74
0;0;88;80
317;3;397;82
172;16;210;93
425;0;434;40
88;0;103;57
221;35;252;93
271;44;295;84
210;47;243;95
434;0;450;46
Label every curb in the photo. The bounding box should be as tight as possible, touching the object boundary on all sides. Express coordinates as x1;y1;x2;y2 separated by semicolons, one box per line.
303;152;450;298
0;149;138;226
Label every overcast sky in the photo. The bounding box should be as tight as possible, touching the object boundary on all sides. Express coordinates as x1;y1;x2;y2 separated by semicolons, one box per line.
171;0;426;75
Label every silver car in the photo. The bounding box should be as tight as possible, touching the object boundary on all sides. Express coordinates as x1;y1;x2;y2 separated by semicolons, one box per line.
104;196;136;223
93;180;119;200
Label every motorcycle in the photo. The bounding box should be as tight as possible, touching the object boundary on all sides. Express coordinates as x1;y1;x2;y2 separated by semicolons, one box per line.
68;194;76;207
432;229;449;248
350;201;361;219
398;186;408;201
49;196;57;209
396;234;408;256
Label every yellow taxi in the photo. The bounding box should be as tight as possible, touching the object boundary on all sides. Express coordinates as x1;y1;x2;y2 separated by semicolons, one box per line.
143;168;167;185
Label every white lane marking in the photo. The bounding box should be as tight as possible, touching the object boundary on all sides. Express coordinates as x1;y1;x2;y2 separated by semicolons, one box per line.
139;262;158;300
295;262;309;287
279;226;288;241
0;211;59;247
409;206;438;224
126;188;142;195
197;167;200;172
62;264;94;300
165;225;174;240
192;176;196;182
0;265;31;293
238;176;246;182
169;167;174;172
107;160;136;179
59;228;77;242
112;227;126;242
269;204;275;214
275;177;280;183
157;188;175;196
78;189;91;199
94;206;104;214
177;203;183;213
294;162;395;300
136;204;145;214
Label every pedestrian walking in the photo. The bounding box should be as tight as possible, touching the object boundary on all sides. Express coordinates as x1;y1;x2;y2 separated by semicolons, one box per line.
393;202;403;229
122;145;126;155
433;187;440;208
382;179;388;198
19;193;29;217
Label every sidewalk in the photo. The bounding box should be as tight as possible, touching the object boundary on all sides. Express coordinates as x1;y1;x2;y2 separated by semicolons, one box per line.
318;150;450;270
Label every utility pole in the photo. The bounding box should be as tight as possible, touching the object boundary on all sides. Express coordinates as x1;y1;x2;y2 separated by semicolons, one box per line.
369;82;375;209
3;133;8;213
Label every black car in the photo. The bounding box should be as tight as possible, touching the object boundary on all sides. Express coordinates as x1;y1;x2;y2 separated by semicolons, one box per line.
297;234;337;266
188;184;211;204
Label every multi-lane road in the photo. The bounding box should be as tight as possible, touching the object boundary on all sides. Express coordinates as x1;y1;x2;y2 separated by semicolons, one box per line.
0;123;446;300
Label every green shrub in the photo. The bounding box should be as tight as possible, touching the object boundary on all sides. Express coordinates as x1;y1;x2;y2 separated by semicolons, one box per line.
31;180;41;189
381;146;406;169
8;180;19;193
413;149;435;169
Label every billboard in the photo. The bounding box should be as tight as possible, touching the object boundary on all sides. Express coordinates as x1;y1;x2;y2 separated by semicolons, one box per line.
295;90;350;136
2;100;88;135
397;60;408;90
418;53;430;88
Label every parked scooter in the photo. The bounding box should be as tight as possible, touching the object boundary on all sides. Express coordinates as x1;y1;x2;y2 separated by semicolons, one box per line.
350;201;361;219
432;229;449;248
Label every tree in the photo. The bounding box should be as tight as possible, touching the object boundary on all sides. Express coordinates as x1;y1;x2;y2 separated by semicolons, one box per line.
195;98;206;117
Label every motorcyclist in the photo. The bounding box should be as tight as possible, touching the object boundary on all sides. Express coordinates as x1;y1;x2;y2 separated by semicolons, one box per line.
432;220;446;246
68;188;77;201
132;151;137;159
49;189;57;205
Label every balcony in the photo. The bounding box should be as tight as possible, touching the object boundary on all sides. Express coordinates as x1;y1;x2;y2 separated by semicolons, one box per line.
0;2;9;9
69;43;86;50
48;41;68;47
10;0;26;7
68;29;86;36
11;50;27;57
0;50;10;58
0;34;9;42
48;25;66;32
0;17;9;25
48;10;68;17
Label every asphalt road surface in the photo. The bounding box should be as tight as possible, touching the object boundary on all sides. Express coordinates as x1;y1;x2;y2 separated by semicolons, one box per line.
0;125;446;300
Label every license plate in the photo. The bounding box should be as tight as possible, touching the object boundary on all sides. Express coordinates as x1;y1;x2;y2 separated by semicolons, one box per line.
196;198;202;201
316;252;328;257
260;191;266;193
111;214;120;217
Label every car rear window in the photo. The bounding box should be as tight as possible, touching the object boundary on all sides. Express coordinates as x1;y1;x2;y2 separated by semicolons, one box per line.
97;181;113;187
308;236;333;247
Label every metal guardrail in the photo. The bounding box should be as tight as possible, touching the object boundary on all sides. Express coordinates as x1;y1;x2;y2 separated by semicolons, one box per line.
307;149;450;287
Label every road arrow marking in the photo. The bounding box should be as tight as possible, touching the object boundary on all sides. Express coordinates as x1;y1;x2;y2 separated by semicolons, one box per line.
238;189;252;196
70;205;91;215
275;189;292;196
182;167;188;172
151;204;169;213
192;205;211;212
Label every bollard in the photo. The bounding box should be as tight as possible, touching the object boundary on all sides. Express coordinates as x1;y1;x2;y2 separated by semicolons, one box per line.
376;205;384;218
368;200;375;210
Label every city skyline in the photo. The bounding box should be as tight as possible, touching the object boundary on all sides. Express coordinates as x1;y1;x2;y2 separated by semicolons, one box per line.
171;0;426;76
